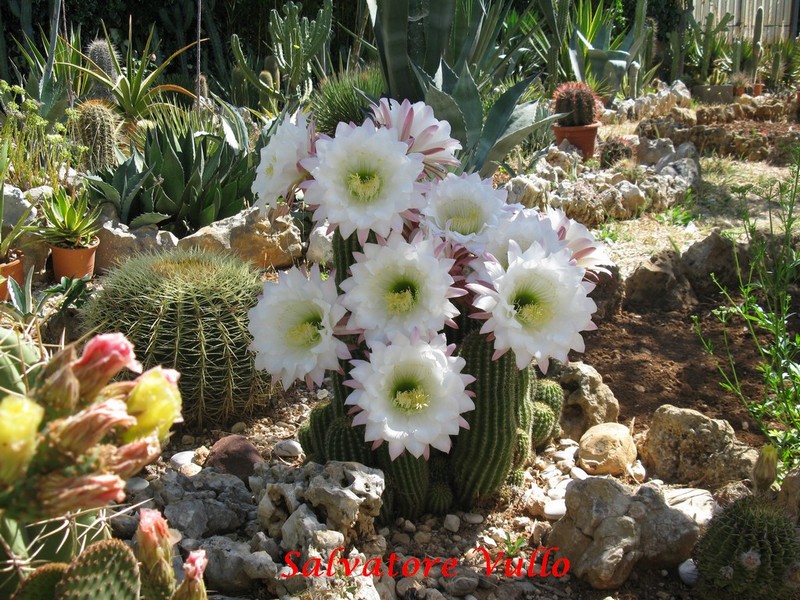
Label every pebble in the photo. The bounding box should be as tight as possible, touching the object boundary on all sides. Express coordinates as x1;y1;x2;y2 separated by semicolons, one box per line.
402;519;416;533
443;514;461;533
570;466;589;480
678;558;699;585
629;460;647;483
273;439;303;458
392;532;411;545
125;477;150;493
440;568;480;596
555;459;575;472
414;531;431;544
230;421;247;434
463;513;484;524
316;388;329;400
169;450;196;469
181;435;195;445
547;487;566;500
558;438;579;446
553;447;578;461
396;577;423;597
543;499;567;520
422;589;447;600
178;463;202;477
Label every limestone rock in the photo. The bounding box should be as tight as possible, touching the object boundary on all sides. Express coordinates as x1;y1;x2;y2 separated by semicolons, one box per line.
670;80;692;108
558;362;620;441
578;423;637;476
96;217;179;273
306;221;333;265
638;404;758;489
637;138;675;166
682;229;747;298
624;249;697;312
504;174;551;209
201;536;255;593
548;478;711;589
178;208;302;269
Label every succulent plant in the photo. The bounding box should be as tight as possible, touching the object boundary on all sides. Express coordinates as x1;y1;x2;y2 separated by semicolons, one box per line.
600;137;634;169
0;327;41;394
311;67;387;135
85;38;119;102
693;495;800;600
553;82;598;127
81;249;270;427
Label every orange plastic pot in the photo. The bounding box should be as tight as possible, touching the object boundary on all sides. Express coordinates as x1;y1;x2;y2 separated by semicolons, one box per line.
552;122;601;161
49;238;99;280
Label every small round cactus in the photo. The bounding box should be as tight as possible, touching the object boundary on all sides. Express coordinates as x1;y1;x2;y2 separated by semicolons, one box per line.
693;495;800;600
553;82;598;127
82;249;270;428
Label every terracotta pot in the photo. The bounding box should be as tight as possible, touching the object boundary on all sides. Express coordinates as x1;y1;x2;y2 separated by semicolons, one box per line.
552;122;601;161
753;82;765;97
0;252;24;300
49;238;99;280
734;86;745;97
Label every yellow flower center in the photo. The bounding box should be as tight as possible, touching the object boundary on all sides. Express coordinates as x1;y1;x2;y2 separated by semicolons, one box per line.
514;291;552;327
287;320;321;348
444;202;483;234
347;170;382;204
393;387;430;412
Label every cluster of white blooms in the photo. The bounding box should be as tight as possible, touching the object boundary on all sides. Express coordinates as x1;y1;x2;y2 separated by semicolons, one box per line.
248;98;610;460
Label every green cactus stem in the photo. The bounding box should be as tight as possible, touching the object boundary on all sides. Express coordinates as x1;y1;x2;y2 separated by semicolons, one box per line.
56;539;140;600
553;82;597;127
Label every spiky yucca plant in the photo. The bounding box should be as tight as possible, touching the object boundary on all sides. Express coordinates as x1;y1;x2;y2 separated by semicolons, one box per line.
82;249;270;427
311;66;387;135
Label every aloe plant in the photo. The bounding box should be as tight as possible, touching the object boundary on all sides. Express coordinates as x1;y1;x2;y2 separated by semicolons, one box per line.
29;187;101;248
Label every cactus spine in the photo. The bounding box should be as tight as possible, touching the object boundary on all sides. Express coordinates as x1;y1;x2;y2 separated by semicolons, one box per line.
378;448;429;519
693;495;800;600
324;416;371;465
74;100;119;173
553;82;597;127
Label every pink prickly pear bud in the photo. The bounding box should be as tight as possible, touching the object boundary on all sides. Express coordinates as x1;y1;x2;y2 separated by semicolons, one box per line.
72;333;142;402
106;436;162;479
172;550;208;600
48;399;136;455
39;473;125;518
136;508;179;597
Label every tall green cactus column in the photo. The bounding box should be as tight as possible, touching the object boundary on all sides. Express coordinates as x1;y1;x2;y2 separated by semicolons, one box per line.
451;331;524;507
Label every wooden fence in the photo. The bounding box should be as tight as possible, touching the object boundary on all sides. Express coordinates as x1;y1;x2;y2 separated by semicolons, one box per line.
692;0;795;43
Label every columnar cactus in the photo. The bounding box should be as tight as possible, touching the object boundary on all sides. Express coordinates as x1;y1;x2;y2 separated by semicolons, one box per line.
553;82;598;127
751;7;764;83
74;99;119;173
85;38;119;102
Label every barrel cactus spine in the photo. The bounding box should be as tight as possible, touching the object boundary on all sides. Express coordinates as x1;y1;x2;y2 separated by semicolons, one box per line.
74;99;120;173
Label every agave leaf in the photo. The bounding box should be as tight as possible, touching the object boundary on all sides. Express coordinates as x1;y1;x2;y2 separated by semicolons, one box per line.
451;65;483;151
479;101;560;177
466;76;534;173
129;212;171;229
422;0;456;75
423;86;467;152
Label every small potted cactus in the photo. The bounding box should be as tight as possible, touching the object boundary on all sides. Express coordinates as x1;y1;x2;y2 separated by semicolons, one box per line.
551;82;601;161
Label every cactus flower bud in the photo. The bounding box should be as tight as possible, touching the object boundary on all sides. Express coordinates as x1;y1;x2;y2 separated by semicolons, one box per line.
0;395;44;485
30;345;80;418
172;550;208;600
122;367;182;444
72;333;142;402
48;399;136;455
137;508;179;599
107;436;161;479
39;473;125;517
753;444;779;495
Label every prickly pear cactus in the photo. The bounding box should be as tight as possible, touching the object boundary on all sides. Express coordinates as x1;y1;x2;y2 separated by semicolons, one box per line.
56;538;140;600
11;562;67;599
693;495;800;600
0;328;40;394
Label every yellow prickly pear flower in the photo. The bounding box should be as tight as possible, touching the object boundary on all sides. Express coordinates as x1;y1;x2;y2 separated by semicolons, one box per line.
122;367;183;444
753;444;779;495
0;395;44;485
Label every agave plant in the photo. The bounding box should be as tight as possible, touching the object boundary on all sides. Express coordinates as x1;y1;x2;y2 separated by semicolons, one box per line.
367;0;557;177
86;102;255;237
